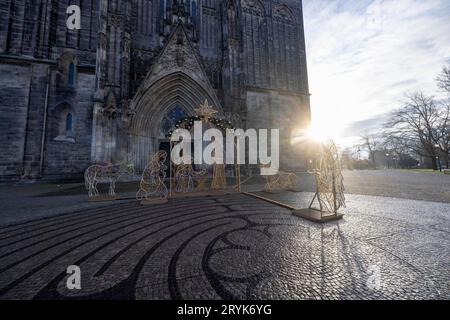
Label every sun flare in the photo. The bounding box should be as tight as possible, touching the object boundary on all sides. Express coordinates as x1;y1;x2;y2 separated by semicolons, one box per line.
306;123;333;142
291;119;345;147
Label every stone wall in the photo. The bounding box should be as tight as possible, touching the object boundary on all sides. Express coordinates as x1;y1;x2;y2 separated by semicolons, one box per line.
0;61;31;179
245;89;311;170
0;57;96;181
43;67;96;179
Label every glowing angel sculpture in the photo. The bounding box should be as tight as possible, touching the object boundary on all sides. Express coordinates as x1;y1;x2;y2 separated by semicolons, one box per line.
259;164;298;193
84;161;135;199
265;172;298;193
310;140;346;214
136;151;169;201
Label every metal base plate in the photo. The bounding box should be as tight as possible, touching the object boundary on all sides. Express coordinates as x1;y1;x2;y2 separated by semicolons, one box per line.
292;208;344;223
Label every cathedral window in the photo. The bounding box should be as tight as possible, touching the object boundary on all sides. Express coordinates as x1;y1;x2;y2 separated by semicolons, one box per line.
66;113;74;133
273;5;294;24
227;1;238;38
53;104;76;143
159;0;166;20
272;4;301;91
68;62;76;87
242;0;264;16
161;105;189;137
200;4;217;49
242;0;267;87
49;0;59;45
191;1;198;26
138;0;153;35
66;113;73;133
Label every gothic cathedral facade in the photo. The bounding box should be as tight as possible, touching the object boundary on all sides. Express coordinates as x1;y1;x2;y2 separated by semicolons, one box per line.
0;0;311;180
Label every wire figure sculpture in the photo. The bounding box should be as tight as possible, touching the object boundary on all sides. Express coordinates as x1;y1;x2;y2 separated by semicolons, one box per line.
259;164;299;193
165;100;237;196
174;164;208;194
211;163;227;190
84;161;135;199
136;151;169;201
194;165;209;192
175;164;195;193
265;172;299;192
309;140;346;214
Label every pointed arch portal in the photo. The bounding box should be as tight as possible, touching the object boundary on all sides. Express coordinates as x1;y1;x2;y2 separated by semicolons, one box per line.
128;71;221;171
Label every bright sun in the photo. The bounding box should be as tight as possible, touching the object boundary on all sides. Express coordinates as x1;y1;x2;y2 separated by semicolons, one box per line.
291;120;344;146
306;123;333;142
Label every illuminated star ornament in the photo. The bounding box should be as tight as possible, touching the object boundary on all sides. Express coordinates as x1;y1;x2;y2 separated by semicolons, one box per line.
195;99;218;118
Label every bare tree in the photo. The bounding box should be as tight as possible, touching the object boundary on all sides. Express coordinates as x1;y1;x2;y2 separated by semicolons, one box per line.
436;100;450;167
436;65;450;93
384;92;449;170
382;133;419;168
359;133;380;169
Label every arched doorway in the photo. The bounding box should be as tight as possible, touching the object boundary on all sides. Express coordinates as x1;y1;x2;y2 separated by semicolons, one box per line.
128;72;222;172
158;104;190;174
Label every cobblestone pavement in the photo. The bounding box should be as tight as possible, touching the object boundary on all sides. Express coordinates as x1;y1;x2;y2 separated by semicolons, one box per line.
1;170;449;226
0;193;448;300
342;170;450;203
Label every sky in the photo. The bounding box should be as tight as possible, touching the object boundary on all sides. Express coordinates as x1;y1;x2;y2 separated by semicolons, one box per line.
302;0;450;147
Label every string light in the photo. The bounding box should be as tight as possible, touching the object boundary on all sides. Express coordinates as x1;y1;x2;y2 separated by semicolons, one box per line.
165;115;235;138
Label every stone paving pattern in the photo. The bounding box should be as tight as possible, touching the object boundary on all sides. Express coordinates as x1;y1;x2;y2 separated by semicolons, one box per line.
2;170;450;227
0;192;448;300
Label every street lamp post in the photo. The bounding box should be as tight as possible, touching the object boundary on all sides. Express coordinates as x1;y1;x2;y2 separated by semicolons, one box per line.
386;153;390;170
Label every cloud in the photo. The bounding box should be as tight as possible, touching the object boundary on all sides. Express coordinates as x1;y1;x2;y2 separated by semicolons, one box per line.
303;0;450;146
390;79;419;89
341;113;389;136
